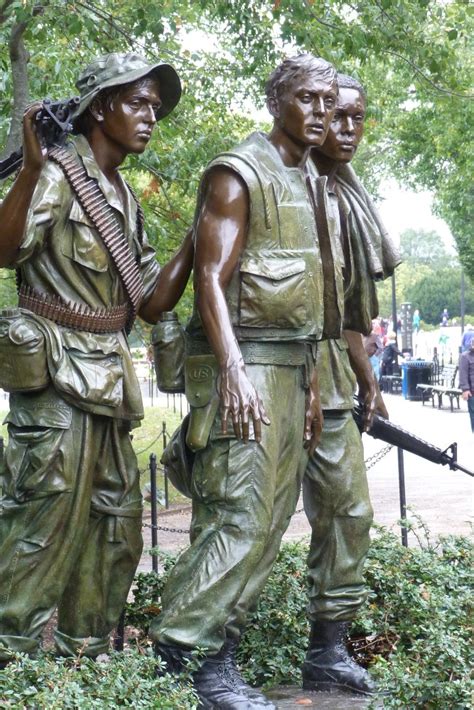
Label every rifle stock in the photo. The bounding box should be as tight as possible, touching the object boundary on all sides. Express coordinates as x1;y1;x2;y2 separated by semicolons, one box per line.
353;400;473;477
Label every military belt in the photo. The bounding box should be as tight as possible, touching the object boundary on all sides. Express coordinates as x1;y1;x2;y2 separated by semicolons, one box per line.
186;338;313;367
19;285;129;334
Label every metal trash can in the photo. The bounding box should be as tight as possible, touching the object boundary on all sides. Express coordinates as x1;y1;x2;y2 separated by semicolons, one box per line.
401;360;432;400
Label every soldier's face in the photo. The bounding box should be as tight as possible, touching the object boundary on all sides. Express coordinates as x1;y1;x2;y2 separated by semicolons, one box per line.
316;87;365;163
100;78;162;154
275;73;338;147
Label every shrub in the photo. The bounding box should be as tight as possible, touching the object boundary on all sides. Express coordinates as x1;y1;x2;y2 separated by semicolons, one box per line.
126;526;473;709
0;649;197;709
2;527;471;708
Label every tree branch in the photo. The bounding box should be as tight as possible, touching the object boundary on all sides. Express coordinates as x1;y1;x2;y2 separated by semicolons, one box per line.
0;0;15;25
384;49;474;99
1;20;29;159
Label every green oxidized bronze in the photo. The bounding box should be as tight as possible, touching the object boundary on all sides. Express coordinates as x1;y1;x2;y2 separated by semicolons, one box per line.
0;52;193;663
152;54;340;710
301;74;401;696
151;311;186;393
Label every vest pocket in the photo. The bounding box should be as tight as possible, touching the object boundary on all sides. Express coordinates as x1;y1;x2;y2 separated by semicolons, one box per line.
61;200;109;272
239;257;307;328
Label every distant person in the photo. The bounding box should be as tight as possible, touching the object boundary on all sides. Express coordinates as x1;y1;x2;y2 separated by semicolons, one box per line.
459;337;474;432
441;308;449;327
364;320;384;380
461;324;474;352
380;332;403;379
412;309;421;333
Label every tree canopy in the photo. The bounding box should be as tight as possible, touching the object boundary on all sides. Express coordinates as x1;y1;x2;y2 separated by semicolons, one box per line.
0;0;472;316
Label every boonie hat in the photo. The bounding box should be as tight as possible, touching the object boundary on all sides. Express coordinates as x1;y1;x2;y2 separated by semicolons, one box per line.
75;52;181;121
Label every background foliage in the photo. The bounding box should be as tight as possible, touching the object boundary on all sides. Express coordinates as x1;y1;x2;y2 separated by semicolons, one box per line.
376;227;474;323
0;0;472;321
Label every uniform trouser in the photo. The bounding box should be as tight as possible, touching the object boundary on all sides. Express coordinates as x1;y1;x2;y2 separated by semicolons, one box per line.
303;410;373;622
151;362;308;654
0;386;143;660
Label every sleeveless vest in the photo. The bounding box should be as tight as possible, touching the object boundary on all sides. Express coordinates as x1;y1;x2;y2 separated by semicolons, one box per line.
188;132;344;343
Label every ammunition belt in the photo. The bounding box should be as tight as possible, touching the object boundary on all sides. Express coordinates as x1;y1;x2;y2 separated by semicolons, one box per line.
48;147;144;333
19;285;129;334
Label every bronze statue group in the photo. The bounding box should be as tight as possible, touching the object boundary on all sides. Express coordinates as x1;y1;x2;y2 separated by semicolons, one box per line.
0;51;400;709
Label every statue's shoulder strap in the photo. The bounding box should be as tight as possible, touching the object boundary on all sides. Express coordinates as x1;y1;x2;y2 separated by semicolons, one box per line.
48;146;144;333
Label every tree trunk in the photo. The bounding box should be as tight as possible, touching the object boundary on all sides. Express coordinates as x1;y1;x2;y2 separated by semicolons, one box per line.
1;21;30;159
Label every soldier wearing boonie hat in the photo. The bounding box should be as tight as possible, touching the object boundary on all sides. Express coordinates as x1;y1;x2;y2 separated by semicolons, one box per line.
74;52;182;122
0;52;193;664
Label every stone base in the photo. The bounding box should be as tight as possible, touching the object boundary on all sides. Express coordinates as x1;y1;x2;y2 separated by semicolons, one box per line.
266;685;384;709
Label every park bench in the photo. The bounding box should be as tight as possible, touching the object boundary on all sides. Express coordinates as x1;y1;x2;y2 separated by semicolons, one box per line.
417;364;461;412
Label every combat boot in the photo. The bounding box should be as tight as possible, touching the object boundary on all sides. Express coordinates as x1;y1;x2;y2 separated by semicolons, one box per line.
210;638;276;707
302;619;376;696
155;642;275;709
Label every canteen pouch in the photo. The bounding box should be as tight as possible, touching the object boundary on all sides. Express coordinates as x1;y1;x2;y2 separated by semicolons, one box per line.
0;308;50;392
185;354;220;452
151;312;185;393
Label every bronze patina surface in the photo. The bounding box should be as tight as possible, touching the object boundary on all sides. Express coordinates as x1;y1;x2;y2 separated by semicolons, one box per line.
0;52;193;661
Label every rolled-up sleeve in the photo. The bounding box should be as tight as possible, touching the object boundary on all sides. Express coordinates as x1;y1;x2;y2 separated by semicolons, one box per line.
139;230;161;303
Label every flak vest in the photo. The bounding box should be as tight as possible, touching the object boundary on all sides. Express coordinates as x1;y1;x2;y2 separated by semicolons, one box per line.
188;132;345;344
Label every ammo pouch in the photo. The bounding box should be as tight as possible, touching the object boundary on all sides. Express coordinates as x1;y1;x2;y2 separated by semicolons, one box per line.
0;308;50;393
185;354;220;452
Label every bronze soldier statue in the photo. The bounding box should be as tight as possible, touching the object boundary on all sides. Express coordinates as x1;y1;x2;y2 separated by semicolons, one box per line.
151;54;347;710
0;52;193;663
302;73;400;695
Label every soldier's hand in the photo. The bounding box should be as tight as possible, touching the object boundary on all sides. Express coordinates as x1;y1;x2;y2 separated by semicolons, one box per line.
22;102;47;174
304;370;323;456
219;359;270;443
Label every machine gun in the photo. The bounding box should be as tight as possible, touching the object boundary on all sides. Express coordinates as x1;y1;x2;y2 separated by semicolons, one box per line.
353;400;473;477
0;96;80;181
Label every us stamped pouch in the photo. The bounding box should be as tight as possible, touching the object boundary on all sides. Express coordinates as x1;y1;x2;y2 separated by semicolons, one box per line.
0;308;50;393
185;354;220;452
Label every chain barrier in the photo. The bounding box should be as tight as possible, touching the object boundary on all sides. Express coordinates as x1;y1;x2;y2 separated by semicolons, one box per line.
364;444;393;470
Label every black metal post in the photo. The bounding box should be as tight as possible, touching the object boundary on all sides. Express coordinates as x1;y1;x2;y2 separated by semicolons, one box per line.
460;270;465;334
162;421;169;509
149;452;158;573
397;447;408;547
114;610;125;652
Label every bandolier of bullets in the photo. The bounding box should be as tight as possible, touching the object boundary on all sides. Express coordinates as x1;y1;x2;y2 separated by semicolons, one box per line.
48;147;145;333
18;284;129;333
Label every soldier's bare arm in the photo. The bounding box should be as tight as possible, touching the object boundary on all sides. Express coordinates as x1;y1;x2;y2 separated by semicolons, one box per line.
139;228;194;323
194;166;270;442
0;103;47;267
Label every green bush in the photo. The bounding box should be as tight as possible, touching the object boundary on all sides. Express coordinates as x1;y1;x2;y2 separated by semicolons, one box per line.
126;527;473;709
2;527;471;708
0;649;197;709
